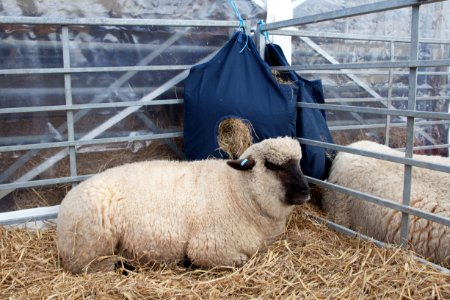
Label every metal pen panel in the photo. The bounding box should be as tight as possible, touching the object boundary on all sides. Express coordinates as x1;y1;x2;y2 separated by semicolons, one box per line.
399;5;420;247
297;139;450;174
271;59;450;71
261;0;445;31
62;26;77;183
0;16;240;27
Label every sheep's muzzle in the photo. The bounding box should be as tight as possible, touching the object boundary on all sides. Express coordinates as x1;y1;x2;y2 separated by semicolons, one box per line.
280;160;310;205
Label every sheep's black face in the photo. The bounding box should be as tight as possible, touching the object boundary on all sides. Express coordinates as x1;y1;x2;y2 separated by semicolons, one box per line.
265;159;310;205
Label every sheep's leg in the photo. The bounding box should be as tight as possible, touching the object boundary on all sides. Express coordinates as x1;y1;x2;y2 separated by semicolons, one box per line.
186;234;249;268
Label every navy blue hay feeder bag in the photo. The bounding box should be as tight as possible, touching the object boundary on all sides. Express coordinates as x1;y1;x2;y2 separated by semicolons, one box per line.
265;43;335;180
184;32;297;160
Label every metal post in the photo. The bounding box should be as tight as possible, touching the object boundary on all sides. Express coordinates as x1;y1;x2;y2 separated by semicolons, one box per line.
62;26;77;182
385;41;395;145
399;4;420;247
255;21;265;58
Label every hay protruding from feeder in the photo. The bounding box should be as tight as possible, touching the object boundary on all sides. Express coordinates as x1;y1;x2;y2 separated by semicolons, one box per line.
271;70;294;85
217;118;254;159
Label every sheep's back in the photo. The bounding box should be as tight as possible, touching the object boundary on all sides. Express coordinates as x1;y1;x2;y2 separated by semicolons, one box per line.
323;142;450;262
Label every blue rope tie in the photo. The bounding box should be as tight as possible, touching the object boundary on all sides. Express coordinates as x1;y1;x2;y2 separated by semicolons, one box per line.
228;0;248;53
258;20;270;43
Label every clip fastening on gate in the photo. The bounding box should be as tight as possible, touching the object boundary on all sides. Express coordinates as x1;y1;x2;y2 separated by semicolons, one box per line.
228;0;249;53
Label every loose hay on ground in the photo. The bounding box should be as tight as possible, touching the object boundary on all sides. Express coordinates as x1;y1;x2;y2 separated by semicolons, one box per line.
1;206;449;299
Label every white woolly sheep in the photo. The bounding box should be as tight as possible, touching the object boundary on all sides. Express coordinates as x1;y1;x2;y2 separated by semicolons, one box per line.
322;140;450;264
57;137;310;273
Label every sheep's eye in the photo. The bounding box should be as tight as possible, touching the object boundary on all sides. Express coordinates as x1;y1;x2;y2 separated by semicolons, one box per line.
265;160;283;171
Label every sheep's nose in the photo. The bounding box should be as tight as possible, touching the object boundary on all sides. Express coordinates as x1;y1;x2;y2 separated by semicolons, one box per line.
284;161;310;205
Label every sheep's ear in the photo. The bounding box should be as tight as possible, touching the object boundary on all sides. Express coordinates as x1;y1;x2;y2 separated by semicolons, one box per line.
227;156;256;171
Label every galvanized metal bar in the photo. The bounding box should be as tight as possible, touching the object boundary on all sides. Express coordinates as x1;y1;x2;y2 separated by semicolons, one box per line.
3;119;447;147
0;39;216;52
0;176;91;191
0;130;155;145
3;60;448;76
298;70;450;75
325;96;449;103
397;143;450;151
1;94;448;106
303;211;450;275
270;29;450;44
0;65;192;75
0;205;60;226
297;102;450;120
329;120;450;131
385;41;395;145
261;0;444;31
297;138;450;174
62;26;77;182
0;132;183;152
400;5;420;247
255;21;265;58
271;59;450;71
0;16;240;27
306;176;450;228
304;211;388;247
0;99;184;114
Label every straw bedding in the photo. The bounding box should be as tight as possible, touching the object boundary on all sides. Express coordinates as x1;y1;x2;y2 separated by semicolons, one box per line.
1;205;449;299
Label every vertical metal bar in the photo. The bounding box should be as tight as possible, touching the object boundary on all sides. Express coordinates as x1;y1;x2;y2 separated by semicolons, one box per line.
385;41;395;145
62;26;77;182
255;22;265;59
399;4;420;247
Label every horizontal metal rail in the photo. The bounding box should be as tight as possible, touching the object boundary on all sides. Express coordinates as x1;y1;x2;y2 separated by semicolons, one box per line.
270;29;450;44
299;70;450;75
272;59;450;71
298;138;450;174
0;40;217;52
396;143;450;151
325;96;450;103
329;120;450;131
0;16;240;27
0;176;90;191
0;205;60;226
297;102;450;120
303;211;386;247
5;101;448;127
306;176;450;228
0;65;191;75
261;0;445;31
0;99;183;114
0;131;183;152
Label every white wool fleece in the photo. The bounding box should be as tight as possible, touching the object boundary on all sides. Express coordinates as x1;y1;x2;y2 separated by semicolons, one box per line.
57;137;307;273
322;140;450;264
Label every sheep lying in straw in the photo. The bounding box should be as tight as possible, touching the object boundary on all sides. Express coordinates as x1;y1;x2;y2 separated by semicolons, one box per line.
322;140;450;263
57;137;310;273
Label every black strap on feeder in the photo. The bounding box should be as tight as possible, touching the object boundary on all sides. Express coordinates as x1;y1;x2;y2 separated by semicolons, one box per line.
264;40;335;180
